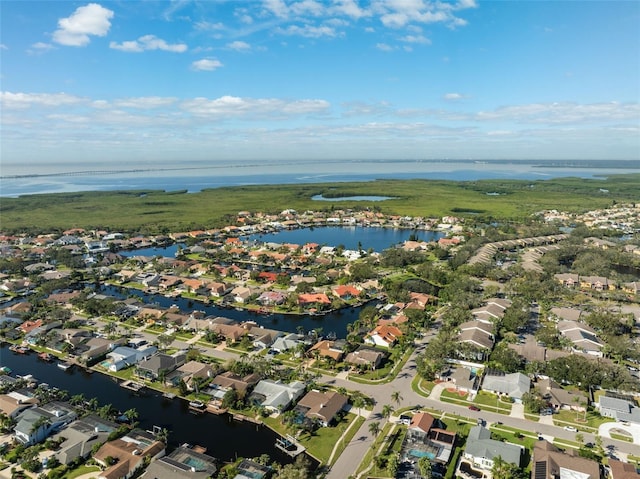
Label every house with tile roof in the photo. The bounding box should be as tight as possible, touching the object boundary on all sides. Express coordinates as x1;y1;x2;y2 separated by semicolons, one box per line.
364;324;403;348
94;429;165;479
532;440;599;479
140;444;217;479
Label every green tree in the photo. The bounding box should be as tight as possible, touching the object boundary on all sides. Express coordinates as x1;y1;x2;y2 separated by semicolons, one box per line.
418;456;432;479
368;421;380;437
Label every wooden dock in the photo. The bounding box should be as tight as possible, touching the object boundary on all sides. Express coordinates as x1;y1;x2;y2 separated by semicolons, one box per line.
275;434;306;457
120;380;146;392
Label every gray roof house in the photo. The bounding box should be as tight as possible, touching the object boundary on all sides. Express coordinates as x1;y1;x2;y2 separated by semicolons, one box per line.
135;350;187;381
141;444;217;479
52;415;118;465
249;379;306;413
15;401;77;446
481;372;530;403
271;333;305;353
598;395;640;424
462;426;522;471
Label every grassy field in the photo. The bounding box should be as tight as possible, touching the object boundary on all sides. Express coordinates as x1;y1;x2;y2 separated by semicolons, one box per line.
2;174;639;233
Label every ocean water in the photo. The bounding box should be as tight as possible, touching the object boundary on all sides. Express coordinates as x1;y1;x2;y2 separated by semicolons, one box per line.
1;160;638;197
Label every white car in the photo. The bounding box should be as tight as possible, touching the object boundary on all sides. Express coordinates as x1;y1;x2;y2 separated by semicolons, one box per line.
563;426;577;432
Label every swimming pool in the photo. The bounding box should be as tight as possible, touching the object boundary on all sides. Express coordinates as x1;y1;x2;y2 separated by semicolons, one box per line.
409;449;435;460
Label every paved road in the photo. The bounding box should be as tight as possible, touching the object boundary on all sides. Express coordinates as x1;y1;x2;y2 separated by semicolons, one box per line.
108;323;640;476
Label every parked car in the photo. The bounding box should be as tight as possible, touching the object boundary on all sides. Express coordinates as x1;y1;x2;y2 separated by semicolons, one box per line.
564;426;577;432
468;405;480;411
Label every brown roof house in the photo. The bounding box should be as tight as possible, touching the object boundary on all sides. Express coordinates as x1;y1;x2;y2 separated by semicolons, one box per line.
532;440;599;479
294;390;348;427
94;429;165;479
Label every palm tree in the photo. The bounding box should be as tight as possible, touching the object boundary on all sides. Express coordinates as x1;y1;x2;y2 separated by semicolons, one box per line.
352;395;366;417
368;421;380;437
123;408;139;423
391;391;403;407
70;393;85;407
381;404;393;421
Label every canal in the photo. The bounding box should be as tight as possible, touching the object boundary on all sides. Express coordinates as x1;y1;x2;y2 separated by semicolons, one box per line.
0;344;296;465
101;284;371;339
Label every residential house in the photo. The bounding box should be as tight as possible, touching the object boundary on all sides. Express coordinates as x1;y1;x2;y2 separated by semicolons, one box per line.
231;286;253;303
445;367;480;394
297;293;331;306
332;285;360;300
462;426;522;472
141;444;217;479
168;360;215;391
104;345;158;372
14;401;77;446
210;371;261;400
294;390;348;427
271;333;305;353
309;340;344;362
344;347;384;370
94;429;165;479
481;371;530;403
609;459;640;479
136;350;187;381
249;379;306;413
257;291;287;306
52;415;118;465
554;273;581;288
549;307;583;322
405;412;456;464
458;320;495;359
580;275;615;291
77;337;125;364
598;395;640;424
623;282;640;296
557;320;604;356
532;440;600;479
534;378;588;412
364;324;403;348
0;391;38;419
234;459;271;479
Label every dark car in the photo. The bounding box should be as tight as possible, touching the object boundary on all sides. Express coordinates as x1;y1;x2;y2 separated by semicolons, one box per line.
468;405;480;411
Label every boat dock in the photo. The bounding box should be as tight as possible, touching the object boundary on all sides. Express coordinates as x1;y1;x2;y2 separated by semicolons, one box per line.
163;392;176;400
120;380;146;392
275;434;306;457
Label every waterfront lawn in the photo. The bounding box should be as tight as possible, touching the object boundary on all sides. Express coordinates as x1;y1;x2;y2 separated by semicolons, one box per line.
263;413;362;465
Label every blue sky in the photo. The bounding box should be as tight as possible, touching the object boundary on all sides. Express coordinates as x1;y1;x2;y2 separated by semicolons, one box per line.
1;0;639;171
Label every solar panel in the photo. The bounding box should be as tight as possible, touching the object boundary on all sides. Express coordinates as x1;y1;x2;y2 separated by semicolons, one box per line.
534;460;547;479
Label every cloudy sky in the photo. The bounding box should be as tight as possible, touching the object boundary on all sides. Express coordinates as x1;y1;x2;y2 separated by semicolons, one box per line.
1;0;639;171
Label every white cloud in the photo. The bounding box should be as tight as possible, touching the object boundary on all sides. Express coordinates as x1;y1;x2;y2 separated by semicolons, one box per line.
191;58;224;71
0;91;85;109
0;44;8;50
194;21;225;31
376;43;394;51
263;0;290;18
276;24;337;38
27;42;55;55
332;0;370;19
52;3;114;47
290;0;325;17
180;95;330;118
400;34;431;44
114;97;178;109
109;35;187;53
227;40;251;51
444;93;464;101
